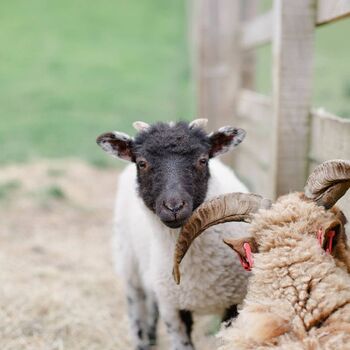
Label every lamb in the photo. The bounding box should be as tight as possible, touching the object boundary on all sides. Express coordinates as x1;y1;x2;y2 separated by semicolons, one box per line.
96;119;252;350
173;159;350;349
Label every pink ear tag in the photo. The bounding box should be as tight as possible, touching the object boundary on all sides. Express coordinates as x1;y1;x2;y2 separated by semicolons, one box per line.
317;228;336;254
237;242;254;271
244;243;254;270
326;230;335;254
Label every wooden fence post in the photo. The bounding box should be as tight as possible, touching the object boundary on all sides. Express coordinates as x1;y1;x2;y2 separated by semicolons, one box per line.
241;0;257;90
270;0;316;198
195;0;241;132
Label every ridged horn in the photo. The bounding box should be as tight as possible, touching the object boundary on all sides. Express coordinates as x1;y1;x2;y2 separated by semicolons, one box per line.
189;118;208;129
133;121;150;132
304;159;350;209
172;192;271;284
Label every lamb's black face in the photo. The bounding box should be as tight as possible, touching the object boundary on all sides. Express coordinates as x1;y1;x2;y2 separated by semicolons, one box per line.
97;120;246;229
133;123;210;228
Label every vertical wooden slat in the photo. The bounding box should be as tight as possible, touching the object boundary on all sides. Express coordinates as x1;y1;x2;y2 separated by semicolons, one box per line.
232;0;258;174
270;0;316;198
241;0;257;90
196;0;241;132
188;0;200;93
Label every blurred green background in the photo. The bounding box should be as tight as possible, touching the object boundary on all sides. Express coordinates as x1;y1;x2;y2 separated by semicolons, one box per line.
0;0;193;166
0;0;349;165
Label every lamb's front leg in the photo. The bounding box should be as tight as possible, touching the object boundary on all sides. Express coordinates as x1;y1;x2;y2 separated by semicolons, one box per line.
161;305;194;350
126;279;155;350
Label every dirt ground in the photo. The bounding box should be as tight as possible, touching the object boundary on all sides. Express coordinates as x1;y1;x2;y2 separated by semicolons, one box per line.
0;160;217;350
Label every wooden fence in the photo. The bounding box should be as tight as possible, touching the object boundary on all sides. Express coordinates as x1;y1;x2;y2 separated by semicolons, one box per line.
190;0;350;217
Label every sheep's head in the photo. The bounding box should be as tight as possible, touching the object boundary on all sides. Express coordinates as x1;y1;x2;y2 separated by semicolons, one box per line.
173;159;350;283
224;194;350;274
96;119;246;228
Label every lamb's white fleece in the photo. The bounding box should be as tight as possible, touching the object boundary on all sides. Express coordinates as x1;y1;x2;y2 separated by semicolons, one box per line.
113;159;250;316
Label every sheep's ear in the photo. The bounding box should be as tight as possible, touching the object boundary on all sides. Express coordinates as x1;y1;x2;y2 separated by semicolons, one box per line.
329;207;348;228
223;236;258;271
96;131;135;162
318;209;348;255
208;127;246;158
326;209;350;271
224;237;258;256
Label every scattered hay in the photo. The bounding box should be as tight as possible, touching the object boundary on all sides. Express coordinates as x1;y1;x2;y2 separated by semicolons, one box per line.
0;159;217;350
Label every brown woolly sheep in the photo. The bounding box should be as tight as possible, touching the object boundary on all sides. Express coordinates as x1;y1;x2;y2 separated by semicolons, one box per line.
172;159;350;349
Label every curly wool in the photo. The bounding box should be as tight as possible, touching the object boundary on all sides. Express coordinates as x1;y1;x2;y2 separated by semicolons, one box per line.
218;193;350;350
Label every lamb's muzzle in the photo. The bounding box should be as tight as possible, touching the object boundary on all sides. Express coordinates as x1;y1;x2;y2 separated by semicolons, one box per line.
305;159;350;209
173;193;271;284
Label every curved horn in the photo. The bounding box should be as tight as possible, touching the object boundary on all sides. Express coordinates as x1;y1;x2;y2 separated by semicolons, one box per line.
172;192;271;284
189;118;208;129
304;159;350;209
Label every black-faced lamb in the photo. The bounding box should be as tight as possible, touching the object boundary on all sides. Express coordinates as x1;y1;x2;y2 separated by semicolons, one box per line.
173;159;350;349
96;119;251;350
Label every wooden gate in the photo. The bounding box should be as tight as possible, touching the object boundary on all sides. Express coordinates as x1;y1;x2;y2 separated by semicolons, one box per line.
190;0;350;216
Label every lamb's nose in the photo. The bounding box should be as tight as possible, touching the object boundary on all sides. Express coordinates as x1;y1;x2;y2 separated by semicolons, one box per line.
163;200;185;214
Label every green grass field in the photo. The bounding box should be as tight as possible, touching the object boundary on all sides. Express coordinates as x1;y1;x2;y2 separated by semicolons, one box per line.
0;0;192;165
0;0;349;165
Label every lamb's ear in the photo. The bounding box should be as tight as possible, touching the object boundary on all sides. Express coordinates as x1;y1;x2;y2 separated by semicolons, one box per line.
223;236;258;271
208;127;246;158
96;131;135;162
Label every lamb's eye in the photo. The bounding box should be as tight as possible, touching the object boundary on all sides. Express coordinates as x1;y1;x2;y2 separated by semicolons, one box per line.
137;160;148;170
198;158;208;166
